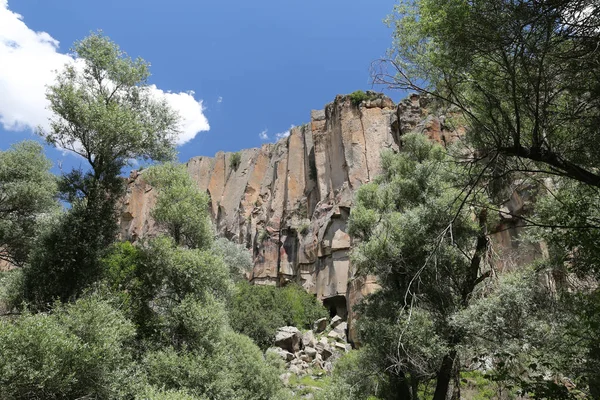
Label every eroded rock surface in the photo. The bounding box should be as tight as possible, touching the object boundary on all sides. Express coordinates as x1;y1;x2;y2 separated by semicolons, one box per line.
120;92;537;344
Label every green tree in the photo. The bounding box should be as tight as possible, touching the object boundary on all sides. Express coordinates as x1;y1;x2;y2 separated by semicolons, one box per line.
228;281;327;349
379;0;600;188
0;141;57;267
212;237;253;281
0;293;137;399
348;133;493;399
145;163;213;249
23;32;180;306
454;266;587;399
102;237;232;344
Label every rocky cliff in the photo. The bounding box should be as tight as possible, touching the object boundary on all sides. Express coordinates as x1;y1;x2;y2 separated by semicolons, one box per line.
119;92;541;343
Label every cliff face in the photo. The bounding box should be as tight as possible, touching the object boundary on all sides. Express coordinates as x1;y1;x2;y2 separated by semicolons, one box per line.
119;92;541;343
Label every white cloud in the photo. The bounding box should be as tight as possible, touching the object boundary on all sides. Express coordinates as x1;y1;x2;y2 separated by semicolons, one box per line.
0;0;208;145
274;125;295;140
0;1;71;132
149;87;209;145
217;96;223;103
258;125;295;142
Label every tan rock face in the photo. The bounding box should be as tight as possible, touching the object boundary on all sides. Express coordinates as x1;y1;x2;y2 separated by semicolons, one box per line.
122;92;534;344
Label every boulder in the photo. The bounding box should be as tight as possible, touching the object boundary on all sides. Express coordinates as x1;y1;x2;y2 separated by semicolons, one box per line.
333;321;347;341
302;330;316;348
275;326;302;353
304;346;318;359
266;346;295;362
289;365;302;375
318;345;333;361
314;317;328;333
335;342;348;352
330;315;343;329
327;330;339;339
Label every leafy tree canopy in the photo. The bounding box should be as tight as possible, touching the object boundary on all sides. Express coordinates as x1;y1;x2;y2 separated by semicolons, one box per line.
0;141;57;267
380;0;600;188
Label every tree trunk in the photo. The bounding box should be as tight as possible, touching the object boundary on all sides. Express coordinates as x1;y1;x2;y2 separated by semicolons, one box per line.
433;350;457;400
411;377;420;400
390;371;413;400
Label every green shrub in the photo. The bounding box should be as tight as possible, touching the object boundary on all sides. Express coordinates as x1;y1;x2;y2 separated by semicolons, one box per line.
0;294;137;399
228;281;327;349
257;228;270;243
348;90;377;106
145;163;214;249
299;222;310;235
0;268;24;312
212;237;253;281
316;349;387;400
229;152;242;171
102;237;232;344
143;330;282;400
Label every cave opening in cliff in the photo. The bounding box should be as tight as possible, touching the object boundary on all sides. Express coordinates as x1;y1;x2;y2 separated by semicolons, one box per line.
322;295;347;320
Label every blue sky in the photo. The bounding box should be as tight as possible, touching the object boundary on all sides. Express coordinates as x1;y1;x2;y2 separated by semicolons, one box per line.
0;0;403;170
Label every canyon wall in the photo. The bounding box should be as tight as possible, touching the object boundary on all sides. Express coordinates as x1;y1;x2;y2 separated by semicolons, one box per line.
119;92;542;343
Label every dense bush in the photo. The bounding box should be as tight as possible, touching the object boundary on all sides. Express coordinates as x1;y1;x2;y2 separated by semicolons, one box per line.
229;152;242;171
348;90;376;106
142;329;282;400
102;237;232;344
145;163;214;249
0;294;137;399
212;237;253;281
317;349;388;400
228;281;327;349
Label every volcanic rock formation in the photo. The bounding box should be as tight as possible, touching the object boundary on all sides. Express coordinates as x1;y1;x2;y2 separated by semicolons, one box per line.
119;92;542;343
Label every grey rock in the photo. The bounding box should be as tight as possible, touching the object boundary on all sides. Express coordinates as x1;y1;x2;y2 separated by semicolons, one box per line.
304;346;318;359
302;330;316;348
289;365;302;375
275;326;302;353
330;315;343;329
314;317;328;333
335;342;348;352
267;347;295;362
320;346;333;361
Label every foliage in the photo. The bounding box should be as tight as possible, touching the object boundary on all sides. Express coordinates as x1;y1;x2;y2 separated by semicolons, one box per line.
316;349;388;400
257;228;270;243
228;281;327;349
454;265;593;398
0;293;137;399
212;237;253;281
348;133;493;399
21;32;180;306
349;90;376;106
102;237;232;344
0;141;57;267
0;268;24;312
381;0;600;188
43;31;179;170
22;199;118;307
143;330;282;400
145;163;213;249
535;179;600;279
229;151;242;171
